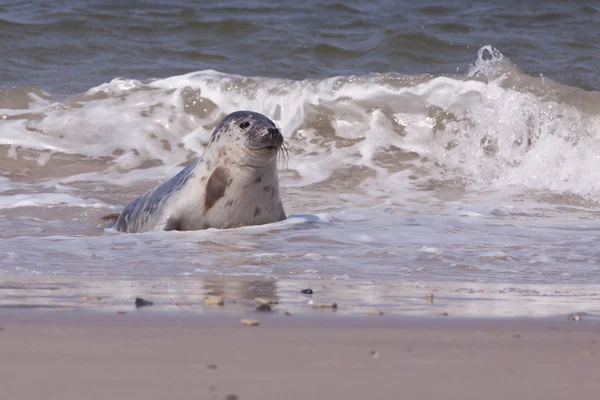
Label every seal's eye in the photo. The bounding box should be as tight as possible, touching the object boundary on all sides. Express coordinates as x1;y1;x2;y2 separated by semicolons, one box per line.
239;121;250;130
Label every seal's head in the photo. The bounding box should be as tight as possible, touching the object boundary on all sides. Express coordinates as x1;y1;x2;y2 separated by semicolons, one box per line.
209;111;285;167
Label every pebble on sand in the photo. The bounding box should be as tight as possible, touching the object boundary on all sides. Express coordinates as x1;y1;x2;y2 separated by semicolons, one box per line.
255;297;277;311
568;313;583;321
367;310;383;316
301;289;313;295
512;333;522;339
255;297;277;305
241;318;260;326
426;293;434;304
117;311;127;315
204;296;225;306
79;296;101;301
312;302;337;309
135;297;153;308
284;311;292;316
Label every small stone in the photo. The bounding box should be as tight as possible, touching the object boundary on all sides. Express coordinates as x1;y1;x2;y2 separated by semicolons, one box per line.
583;350;595;356
284;311;292;316
312;302;337;309
367;310;383;316
117;311;126;315
80;296;101;301
301;289;313;295
255;297;277;305
135;297;153;308
241;318;259;326
439;312;449;316
426;293;434;304
206;364;218;370
513;333;522;339
568;313;585;321
204;296;225;306
175;302;193;306
225;394;239;400
370;350;379;359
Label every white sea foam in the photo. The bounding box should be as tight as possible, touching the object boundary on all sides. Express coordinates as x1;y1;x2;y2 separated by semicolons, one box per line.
1;46;599;203
0;192;110;209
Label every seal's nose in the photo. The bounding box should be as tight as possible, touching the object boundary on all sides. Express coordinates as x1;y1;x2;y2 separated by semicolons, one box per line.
268;128;280;137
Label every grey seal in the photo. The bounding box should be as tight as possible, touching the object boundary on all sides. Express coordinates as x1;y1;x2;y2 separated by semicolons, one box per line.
112;111;287;233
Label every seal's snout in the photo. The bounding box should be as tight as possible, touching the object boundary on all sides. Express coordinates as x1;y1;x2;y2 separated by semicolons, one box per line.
265;127;283;148
267;128;282;143
250;126;283;150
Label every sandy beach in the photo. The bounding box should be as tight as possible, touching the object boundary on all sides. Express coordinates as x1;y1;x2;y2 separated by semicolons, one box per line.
1;311;598;400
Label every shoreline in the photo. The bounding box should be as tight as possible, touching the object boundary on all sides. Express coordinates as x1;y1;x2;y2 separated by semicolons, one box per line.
1;274;599;319
1;310;598;400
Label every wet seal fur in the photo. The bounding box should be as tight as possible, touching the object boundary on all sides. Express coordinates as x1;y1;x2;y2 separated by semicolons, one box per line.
113;111;287;233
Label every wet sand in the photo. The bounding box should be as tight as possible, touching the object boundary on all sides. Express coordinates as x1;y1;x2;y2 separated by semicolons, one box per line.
1;311;599;400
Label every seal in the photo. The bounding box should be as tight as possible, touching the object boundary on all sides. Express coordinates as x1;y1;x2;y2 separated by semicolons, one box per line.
113;111;287;233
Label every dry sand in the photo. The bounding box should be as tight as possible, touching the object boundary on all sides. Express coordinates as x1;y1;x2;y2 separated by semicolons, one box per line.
0;311;599;400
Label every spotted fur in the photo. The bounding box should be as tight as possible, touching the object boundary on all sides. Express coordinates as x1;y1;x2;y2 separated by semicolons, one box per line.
112;111;286;233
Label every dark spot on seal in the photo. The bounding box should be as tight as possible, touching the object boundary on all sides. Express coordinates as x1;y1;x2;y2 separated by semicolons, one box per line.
255;176;262;183
243;183;250;190
225;199;234;207
262;185;273;193
200;176;207;183
205;166;230;213
202;223;211;230
254;207;261;217
206;159;212;170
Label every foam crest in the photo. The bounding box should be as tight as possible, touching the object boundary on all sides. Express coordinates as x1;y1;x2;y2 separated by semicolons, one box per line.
1;46;599;201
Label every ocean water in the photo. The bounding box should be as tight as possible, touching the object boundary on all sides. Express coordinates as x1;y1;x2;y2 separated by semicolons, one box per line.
1;1;600;316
